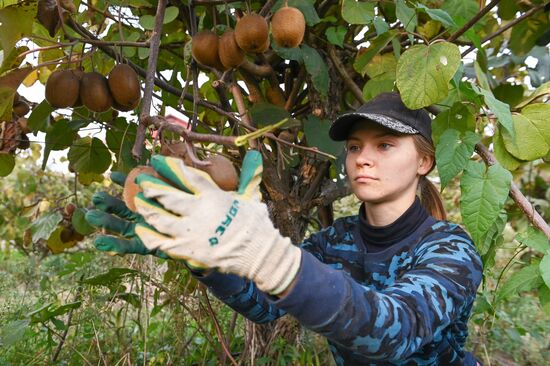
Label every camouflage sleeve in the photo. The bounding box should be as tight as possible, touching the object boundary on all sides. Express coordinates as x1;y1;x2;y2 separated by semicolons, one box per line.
191;232;327;324
271;232;483;361
195;271;286;324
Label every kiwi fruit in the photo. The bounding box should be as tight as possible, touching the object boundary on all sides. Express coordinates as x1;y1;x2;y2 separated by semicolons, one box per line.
199;155;239;191
192;30;224;69
80;72;113;112
219;30;245;69
13;100;30;117
45;69;80;108
108;64;141;112
271;6;306;48
123;166;157;212
266;85;286;107
235;13;269;53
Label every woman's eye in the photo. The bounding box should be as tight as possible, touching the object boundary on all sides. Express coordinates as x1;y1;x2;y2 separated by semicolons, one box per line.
347;145;360;152
379;143;392;150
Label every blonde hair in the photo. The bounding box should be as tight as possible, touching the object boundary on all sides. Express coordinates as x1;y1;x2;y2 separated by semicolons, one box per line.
411;135;447;221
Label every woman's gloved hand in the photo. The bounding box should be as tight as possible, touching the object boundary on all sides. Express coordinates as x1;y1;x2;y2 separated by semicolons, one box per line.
133;150;302;295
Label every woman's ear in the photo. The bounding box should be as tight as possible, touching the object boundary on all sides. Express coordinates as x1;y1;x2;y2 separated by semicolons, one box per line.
417;154;434;176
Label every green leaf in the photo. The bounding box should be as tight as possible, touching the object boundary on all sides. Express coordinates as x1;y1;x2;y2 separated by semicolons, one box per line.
362;78;396;101
516;80;550;109
542;252;550;290
477;210;507;257
373;16;390;35
471;85;514;138
325;26;346;48
493;128;523;171
72;208;95;236
68;136;112;174
0;319;29;347
273;0;320;26
163;6;179;24
0;152;15;177
0;86;15;120
28;301;82;324
341;0;374;25
396;42;461;109
30;211;63;243
516;227;550;254
416;4;456;28
492;83;524;108
249;102;290;127
301;45;329;97
272;42;303;62
497;264;543;301
539;284;550;314
139;14;155;30
303;115;344;157
82;268;141;287
460;161;512;247
501;104;550;161
0;2;36;54
431;102;476;145
509;12;550;56
28;100;54;132
441;0;478;25
396;0;416;33
354;30;398;76
42;119;77;170
436;129;479;190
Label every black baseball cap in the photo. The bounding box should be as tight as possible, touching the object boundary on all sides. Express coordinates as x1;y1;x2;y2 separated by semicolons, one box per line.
329;92;433;144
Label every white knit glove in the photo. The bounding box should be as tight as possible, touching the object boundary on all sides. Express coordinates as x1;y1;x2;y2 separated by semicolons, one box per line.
133;151;302;295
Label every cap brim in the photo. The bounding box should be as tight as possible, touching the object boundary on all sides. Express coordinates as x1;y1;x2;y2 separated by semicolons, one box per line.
329;113;419;141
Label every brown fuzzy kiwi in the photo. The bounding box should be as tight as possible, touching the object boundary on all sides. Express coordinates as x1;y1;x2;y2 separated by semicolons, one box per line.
192;30;224;69
45;69;80;108
108;64;141;111
123;166;158;212
80;72;113;112
199;155;239;191
219;30;245;69
271;6;306;48
235;13;269;53
71;68;84;107
13;101;30;117
266;85;286;107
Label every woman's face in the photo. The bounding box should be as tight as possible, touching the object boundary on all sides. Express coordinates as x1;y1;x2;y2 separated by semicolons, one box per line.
345;120;432;206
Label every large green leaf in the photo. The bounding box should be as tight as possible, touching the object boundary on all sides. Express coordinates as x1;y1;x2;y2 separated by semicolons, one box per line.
28;100;54;132
72;208;95;236
354;30;398;76
0;152;15;177
325;26;346;47
441;0;478;24
82;268;141;287
249;102;290;127
395;0;416;33
342;0;374;25
0;2;36;54
68;136;112;174
516;227;550;254
42;119;77;170
497;263;543;301
301;45;328;97
460;161;512;247
416;4;456;28
516;80;550;109
396;42;460;109
471;85;514;138
431;102;476;145
509;12;549;56
436;129;479;190
303;115;344;157
477;210;507;257
502;104;550;161
30;210;63;243
493;128;523;171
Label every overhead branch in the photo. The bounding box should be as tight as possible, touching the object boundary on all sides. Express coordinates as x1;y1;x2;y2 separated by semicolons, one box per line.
327;45;365;105
475;143;550;241
461;4;547;57
132;0;167;160
447;0;501;42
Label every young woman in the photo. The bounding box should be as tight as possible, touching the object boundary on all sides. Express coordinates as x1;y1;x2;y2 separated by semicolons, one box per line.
87;92;483;365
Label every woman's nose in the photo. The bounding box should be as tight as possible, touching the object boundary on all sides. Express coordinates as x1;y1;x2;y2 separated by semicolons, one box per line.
355;147;374;166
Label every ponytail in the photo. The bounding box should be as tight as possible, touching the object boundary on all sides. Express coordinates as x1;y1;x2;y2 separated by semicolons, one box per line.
419;176;446;220
412;135;447;221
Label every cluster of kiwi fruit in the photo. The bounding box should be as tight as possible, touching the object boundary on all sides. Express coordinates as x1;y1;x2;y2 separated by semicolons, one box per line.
123;154;239;212
45;64;141;113
191;4;305;70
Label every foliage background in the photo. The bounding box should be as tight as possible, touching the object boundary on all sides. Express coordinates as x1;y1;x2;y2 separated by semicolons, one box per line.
0;0;550;365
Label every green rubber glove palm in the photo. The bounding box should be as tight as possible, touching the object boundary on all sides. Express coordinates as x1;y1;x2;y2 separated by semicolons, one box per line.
133;150;302;295
85;172;171;259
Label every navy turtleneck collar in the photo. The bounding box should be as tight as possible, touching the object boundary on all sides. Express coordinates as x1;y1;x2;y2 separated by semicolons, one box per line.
359;197;429;252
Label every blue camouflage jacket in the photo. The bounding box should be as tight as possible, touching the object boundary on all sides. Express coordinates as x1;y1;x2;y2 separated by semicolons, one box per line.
198;210;483;365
